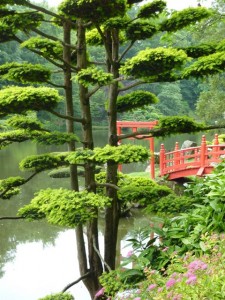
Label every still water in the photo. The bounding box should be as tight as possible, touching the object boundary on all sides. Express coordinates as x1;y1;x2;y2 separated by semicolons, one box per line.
0;129;217;299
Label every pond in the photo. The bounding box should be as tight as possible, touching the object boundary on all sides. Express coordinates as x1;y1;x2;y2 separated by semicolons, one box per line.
0;129;219;299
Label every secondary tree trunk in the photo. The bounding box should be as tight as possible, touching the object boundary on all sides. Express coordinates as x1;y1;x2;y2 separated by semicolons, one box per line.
63;20;79;191
76;18;103;298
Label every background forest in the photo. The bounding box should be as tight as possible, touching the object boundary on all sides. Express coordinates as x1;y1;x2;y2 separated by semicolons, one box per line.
1;0;225;129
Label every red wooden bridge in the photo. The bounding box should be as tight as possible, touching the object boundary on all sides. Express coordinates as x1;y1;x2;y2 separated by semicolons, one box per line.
160;134;225;180
117;121;225;180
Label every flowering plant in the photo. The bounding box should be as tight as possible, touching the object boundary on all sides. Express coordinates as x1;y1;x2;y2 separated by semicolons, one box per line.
113;233;225;300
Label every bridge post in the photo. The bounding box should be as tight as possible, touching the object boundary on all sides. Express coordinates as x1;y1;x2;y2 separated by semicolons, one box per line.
174;142;180;166
160;144;165;176
117;125;122;172
200;135;207;167
213;134;219;160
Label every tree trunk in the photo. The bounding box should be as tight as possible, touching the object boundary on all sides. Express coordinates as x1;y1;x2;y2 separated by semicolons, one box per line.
104;29;120;270
63;20;79;191
76;18;103;299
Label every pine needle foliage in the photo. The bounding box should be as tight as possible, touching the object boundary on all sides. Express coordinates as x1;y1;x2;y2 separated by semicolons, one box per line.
19;153;69;172
137;0;166;18
120;47;188;79
160;7;213;32
183;52;225;78
75;67;113;87
125;20;158;41
0;62;51;84
67;144;149;164
18;188;111;227
116;90;158;113
0;86;61;117
21;37;63;60
6;115;45;131
59;0;127;22
155;116;205;137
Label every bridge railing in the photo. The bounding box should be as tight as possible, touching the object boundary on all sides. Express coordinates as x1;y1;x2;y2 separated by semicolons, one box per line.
160;134;225;178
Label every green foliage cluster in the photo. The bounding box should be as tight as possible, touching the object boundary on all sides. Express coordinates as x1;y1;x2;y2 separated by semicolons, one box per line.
155;116;205;137
0;176;25;199
0;62;51;84
116;90;158;113
18;188;111;227
0;129;78;149
181;43;216;58
99;270;131;298
6;115;45;131
125;20;157;41
0;86;61;117
86;28;103;46
66;148;94;164
75;67;113;87
160;7;212;32
183;51;225;78
93;144;149;164
0;8;15;17
19;152;69;172
35;131;80;145
0;176;25;189
118;184;172;206
21;37;63;60
67;144;149;164
145;194;196;215
0;22;16;43
104;16;130;30
59;0;127;22
137;0;166;18
120;47;188;79
38;293;74;300
95;171;175;210
0;11;43;38
0;130;31;149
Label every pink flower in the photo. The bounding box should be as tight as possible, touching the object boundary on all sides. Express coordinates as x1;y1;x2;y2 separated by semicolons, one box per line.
188;260;208;271
148;284;157;290
162;246;169;252
186;275;197;285
126;250;133;257
134;298;141;300
173;294;182;300
158;287;163;292
166;278;176;288
95;288;105;297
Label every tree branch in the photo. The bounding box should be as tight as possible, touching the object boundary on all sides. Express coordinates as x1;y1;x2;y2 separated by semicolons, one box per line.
95;183;119;191
0;172;38;199
118;124;225;140
0;216;25;220
48;109;84;123
14;36;65;69
87;85;101;98
93;236;112;272
118;80;148;92
61;272;91;293
118;41;135;63
95;24;113;65
22;0;76;26
46;81;65;88
32;28;76;50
